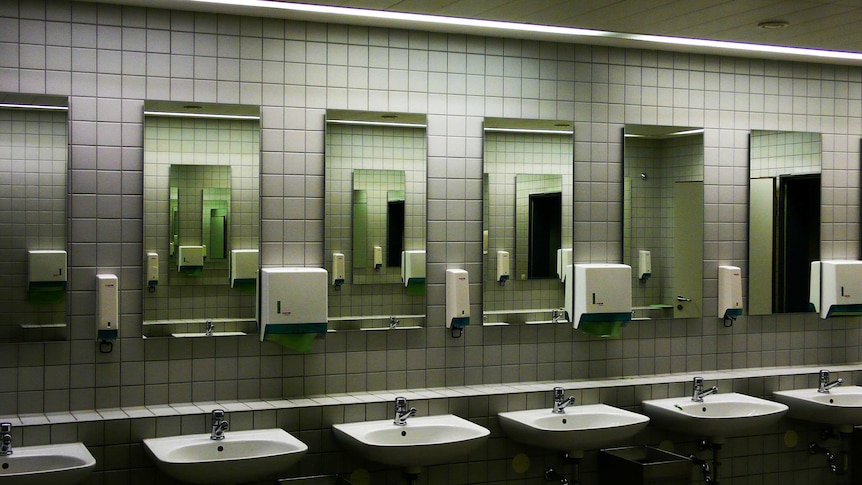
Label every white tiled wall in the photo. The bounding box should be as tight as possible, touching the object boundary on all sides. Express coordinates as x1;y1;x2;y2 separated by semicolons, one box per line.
2;0;862;483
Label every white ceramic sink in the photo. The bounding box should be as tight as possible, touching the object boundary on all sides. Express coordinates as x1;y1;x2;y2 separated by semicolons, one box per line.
0;442;96;485
773;386;862;430
498;404;649;453
642;392;788;440
171;331;247;338
332;414;490;469
143;428;307;485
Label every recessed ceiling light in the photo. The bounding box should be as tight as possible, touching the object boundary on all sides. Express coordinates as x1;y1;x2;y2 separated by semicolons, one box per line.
757;20;790;30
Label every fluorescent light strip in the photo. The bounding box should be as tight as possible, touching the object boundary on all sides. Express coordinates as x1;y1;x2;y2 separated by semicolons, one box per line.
191;0;862;62
484;127;573;135
144;110;260;120
325;119;427;128
0;103;68;111
669;128;705;136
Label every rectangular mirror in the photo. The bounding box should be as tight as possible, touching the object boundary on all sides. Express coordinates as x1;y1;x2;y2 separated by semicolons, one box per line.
0;94;69;342
142;101;260;337
748;130;821;314
324;110;427;331
623;124;704;320
482;118;573;325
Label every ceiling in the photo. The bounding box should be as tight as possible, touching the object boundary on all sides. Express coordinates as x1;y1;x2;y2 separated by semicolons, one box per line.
85;0;862;65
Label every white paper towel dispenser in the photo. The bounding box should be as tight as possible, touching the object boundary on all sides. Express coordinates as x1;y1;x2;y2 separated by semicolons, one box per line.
810;260;862;319
572;263;632;337
258;267;328;341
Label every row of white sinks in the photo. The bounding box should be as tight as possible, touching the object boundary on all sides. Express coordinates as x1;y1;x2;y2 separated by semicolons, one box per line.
6;382;862;484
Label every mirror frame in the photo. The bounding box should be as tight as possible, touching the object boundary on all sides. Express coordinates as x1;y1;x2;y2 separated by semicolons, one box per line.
142;101;261;337
324;109;428;331
0;93;70;342
623;124;705;321
748;130;822;315
481;117;574;326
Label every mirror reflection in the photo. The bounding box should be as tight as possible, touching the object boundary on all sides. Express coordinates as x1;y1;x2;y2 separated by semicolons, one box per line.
169;165;231;272
748;130;822;314
623;124;704;320
142;101;260;337
482;118;573;325
324;110;427;331
351;168;406;284
0;93;69;341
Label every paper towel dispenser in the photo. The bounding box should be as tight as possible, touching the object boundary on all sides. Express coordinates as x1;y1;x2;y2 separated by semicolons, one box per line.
810;260;862;319
572;263;632;336
258;267;328;341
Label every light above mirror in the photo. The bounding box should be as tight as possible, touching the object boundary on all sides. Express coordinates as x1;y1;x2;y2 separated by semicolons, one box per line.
324;109;428;331
748;130;822;315
623;124;704;321
482;117;573;326
0;93;69;342
142;100;261;337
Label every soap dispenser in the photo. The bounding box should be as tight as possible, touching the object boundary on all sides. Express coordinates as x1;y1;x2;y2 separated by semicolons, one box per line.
446;269;470;337
496;251;510;286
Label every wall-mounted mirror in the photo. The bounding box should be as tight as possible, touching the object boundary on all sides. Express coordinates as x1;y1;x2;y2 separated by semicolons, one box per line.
748;130;821;314
142;101;260;337
324;110;427;331
0;93;69;342
623;124;704;320
482;118;573;325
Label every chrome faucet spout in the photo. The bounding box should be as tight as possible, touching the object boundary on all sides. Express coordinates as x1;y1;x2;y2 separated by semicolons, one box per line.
552;387;576;414
818;370;843;393
692;377;718;402
210;409;229;440
0;423;12;456
205;320;214;336
393;397;417;425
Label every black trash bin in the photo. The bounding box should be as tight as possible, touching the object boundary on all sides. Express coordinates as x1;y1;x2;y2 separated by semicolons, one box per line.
599;446;692;485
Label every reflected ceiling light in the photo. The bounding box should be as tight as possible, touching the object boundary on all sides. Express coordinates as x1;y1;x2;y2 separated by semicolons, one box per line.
757;20;790;30
143;110;261;120
0;103;68;111
189;0;862;62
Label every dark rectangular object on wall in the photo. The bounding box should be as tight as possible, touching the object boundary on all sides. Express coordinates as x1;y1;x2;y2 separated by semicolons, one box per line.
598;446;692;485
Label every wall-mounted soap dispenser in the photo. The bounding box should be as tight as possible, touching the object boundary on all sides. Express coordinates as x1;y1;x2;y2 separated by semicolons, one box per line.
446;269;470;337
496;251;510;286
27;250;67;304
373;246;383;271
146;252;159;292
638;250;651;281
557;248;572;282
718;265;742;324
401;250;426;295
332;252;345;289
97;274;119;350
810;260;862;319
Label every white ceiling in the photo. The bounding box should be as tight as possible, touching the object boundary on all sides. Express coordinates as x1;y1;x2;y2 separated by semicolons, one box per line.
85;0;862;64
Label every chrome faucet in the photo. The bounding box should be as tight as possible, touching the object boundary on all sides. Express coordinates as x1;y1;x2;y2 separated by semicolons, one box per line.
818;369;843;393
393;397;416;425
692;377;718;402
0;423;12;455
205;320;214;336
552;387;576;414
210;409;229;440
552;309;561;324
389;316;400;329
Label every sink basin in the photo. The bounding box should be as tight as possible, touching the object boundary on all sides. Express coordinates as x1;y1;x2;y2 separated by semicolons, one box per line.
0;442;95;485
498;404;650;453
143;428;307;485
332;414;490;469
642;392;788;440
773;386;862;430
